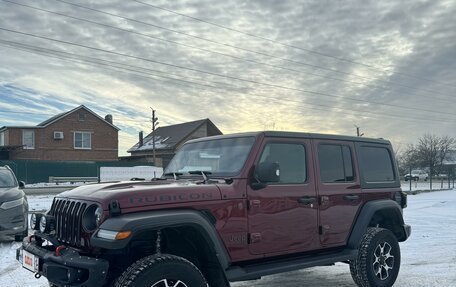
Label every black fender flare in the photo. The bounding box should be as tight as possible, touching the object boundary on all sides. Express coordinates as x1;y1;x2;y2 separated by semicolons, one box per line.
90;210;231;269
348;199;407;249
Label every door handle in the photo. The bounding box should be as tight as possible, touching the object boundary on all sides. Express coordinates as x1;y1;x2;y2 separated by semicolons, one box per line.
297;197;316;205
343;194;359;201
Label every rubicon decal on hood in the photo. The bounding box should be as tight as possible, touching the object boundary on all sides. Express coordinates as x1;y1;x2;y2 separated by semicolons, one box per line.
129;192;214;204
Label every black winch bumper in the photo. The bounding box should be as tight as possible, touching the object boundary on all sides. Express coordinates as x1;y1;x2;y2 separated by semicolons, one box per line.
16;235;109;287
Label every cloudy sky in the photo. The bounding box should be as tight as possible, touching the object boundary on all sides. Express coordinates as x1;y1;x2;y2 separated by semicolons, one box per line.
0;0;455;156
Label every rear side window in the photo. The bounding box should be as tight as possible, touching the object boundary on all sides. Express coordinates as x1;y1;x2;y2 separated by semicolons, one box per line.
359;146;395;182
259;143;306;184
318;144;354;183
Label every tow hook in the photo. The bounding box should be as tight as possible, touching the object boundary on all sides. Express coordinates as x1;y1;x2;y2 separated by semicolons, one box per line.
55;245;66;257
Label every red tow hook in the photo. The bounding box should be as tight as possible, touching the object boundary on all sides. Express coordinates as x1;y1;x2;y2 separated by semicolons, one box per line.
55;245;66;257
28;235;35;243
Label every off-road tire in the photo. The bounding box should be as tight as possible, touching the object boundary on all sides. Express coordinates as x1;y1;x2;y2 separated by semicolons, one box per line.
114;254;207;287
350;227;400;287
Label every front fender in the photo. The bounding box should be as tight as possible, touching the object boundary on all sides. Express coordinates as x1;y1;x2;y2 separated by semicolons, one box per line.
90;210;231;269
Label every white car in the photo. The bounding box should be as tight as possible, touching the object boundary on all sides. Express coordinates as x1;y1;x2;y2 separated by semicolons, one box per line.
404;170;428;181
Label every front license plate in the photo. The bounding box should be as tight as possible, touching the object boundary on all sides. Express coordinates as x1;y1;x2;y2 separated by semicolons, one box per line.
22;250;39;272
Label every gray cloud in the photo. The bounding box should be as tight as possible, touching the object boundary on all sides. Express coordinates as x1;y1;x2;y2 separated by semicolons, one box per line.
0;0;455;155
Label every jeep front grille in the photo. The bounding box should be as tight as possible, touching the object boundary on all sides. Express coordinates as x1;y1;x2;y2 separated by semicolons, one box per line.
49;198;87;246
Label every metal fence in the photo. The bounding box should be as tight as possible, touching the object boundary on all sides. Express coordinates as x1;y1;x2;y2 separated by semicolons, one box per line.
0;159;155;184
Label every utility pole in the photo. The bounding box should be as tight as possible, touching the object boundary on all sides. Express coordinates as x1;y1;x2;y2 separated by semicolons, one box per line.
355;125;364;137
150;107;159;165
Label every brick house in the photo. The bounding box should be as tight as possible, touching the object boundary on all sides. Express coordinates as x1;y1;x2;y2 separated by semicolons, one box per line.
0;105;119;161
126;119;222;167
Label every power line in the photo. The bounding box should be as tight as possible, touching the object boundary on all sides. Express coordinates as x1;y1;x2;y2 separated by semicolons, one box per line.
133;0;456;89
1;39;456;126
3;0;453;104
1;27;454;119
0;39;234;91
48;0;454;98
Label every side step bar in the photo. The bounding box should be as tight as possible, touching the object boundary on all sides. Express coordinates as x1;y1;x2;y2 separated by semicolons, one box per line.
226;249;357;282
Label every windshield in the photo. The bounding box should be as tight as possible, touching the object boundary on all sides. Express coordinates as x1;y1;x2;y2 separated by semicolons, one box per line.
0;169;17;188
165;137;255;177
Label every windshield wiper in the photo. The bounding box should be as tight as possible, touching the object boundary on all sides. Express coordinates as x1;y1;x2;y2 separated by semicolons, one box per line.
163;172;183;180
188;170;212;183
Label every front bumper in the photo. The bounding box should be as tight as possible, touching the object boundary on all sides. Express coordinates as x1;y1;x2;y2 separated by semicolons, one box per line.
16;236;109;287
0;206;27;236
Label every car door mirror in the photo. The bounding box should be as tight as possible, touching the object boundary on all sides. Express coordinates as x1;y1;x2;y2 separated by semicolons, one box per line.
18;181;25;189
252;162;280;190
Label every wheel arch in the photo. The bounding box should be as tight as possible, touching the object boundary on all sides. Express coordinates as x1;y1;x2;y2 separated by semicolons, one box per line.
91;210;231;286
91;209;231;267
348;200;407;249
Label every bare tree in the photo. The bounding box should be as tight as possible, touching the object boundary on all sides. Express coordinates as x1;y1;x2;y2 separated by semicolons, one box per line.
414;134;440;174
397;144;419;175
437;136;456;174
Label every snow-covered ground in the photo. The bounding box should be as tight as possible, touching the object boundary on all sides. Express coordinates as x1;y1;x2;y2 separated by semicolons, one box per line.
1;191;455;286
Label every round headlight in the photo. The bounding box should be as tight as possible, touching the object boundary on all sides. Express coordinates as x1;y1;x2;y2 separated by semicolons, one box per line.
39;216;47;233
95;206;103;226
30;213;43;230
82;205;102;232
39;215;55;233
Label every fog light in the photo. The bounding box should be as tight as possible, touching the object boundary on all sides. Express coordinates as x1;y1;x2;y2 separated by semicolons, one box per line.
30;213;43;230
39;215;56;233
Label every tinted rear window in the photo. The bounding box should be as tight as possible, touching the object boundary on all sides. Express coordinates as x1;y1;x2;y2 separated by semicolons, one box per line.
318;144;355;183
359;146;395;182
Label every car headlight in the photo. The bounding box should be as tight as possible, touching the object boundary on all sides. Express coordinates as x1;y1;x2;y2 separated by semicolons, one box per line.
30;213;43;230
82;205;103;232
0;197;24;209
39;215;55;233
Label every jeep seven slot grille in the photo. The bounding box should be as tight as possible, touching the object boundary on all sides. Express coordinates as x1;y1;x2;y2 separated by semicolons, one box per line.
49;198;87;246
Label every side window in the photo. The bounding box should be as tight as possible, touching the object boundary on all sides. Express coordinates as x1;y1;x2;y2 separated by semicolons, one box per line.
359;146;395;182
258;143;306;184
318;144;355;183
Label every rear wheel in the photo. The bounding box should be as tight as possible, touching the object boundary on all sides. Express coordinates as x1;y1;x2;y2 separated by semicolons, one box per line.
350;227;400;287
113;254;207;287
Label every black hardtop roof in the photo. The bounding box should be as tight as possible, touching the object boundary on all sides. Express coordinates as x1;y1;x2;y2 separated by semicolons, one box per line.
186;131;391;145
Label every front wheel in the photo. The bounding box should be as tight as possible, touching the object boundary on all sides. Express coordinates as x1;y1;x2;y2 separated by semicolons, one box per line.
113;254;207;287
350;227;401;287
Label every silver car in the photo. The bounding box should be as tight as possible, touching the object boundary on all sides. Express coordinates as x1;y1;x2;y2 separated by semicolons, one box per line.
0;166;28;241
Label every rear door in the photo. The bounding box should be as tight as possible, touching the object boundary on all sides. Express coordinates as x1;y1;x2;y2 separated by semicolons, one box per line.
247;138;319;255
313;140;363;247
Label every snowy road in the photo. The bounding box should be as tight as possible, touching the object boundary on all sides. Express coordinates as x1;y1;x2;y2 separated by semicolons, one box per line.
1;190;455;287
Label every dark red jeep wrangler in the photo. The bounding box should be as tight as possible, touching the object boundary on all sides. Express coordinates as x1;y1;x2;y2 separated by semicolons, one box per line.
18;131;410;287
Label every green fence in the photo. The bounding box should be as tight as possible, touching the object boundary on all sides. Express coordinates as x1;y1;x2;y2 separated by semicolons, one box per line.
0;160;155;184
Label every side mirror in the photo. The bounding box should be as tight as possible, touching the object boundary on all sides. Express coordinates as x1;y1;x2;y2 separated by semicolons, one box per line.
252;162;280;190
18;181;25;189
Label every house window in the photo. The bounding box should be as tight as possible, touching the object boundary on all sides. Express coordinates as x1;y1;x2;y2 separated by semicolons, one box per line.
74;132;91;149
22;130;35;149
79;113;86;121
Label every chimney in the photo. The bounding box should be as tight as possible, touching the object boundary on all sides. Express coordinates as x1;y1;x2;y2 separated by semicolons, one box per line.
105;114;113;124
139;131;144;147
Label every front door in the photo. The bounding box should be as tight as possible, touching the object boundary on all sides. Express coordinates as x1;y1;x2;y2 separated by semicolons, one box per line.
313;140;363;247
247;138;319;255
